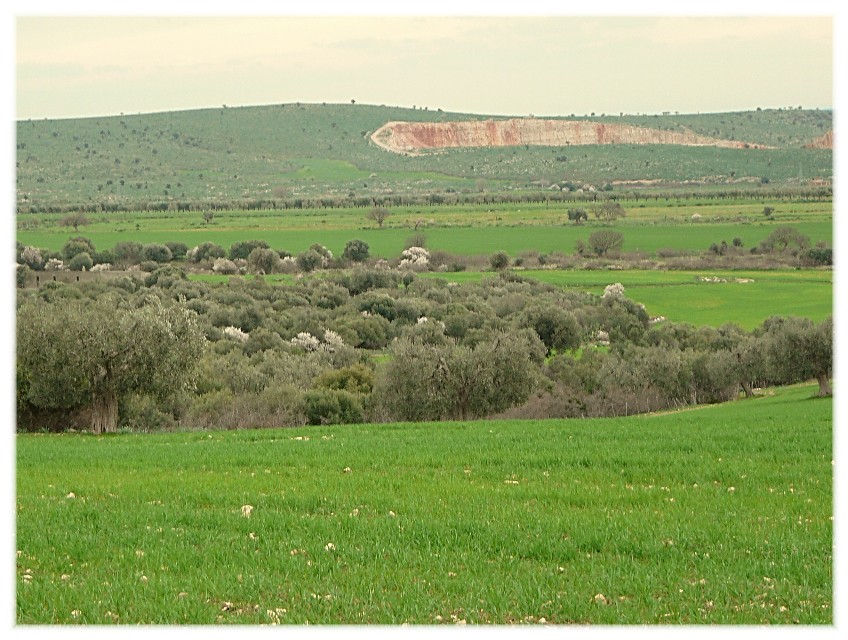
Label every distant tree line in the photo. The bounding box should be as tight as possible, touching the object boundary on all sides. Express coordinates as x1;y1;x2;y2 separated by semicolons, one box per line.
16;186;833;216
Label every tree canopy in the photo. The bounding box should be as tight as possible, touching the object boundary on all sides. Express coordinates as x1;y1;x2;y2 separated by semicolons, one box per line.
17;296;206;433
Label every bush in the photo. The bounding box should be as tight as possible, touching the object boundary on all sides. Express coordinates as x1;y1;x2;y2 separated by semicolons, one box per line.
67;251;93;271
303;388;364;425
165;242;189;259
314;363;374;394
212;258;239;275
62;237;96;261
296;249;324;272
489;251;510;271
188;242;226;263
114;241;144;265
342;238;370;263
142;243;173;263
139;260;159;272
229;240;270;261
246;247;281;274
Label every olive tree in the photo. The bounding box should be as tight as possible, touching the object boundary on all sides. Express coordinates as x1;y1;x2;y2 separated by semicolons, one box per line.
764;315;832;396
17;296;206;433
374;330;544;421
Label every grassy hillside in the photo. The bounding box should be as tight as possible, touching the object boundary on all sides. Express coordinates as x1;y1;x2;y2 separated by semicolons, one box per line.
16;384;831;624
16;103;832;211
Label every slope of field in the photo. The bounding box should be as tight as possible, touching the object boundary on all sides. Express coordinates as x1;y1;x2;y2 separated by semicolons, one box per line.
16;384;832;624
15;104;832;210
371;118;773;153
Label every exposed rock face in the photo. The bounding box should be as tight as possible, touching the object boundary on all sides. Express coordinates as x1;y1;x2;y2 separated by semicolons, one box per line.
805;130;833;149
371;118;772;153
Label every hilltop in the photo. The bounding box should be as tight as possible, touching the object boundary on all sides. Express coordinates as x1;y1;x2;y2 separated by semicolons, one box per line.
15;103;832;212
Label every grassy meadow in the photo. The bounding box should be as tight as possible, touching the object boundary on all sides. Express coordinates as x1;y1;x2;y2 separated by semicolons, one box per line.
427;269;833;329
16;384;831;624
16;197;833;259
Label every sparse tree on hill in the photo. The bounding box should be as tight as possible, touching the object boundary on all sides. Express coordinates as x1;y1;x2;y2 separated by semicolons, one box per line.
58;212;90;232
594;201;626;223
368;206;391;229
587;230;624;256
567;208;588;224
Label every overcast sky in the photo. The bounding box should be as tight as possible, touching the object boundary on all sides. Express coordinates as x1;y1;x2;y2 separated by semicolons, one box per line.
12;4;836;120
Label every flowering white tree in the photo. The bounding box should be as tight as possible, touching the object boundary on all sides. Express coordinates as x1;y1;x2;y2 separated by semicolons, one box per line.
602;282;626;300
399;246;430;270
322;329;345;352
222;326;249;343
291;332;321;351
19;246;44;270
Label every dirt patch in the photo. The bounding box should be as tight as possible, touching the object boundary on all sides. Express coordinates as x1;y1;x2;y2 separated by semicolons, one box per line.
805;130;833;149
371;118;773;154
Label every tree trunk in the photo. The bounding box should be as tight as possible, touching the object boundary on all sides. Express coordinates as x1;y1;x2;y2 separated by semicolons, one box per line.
91;388;119;434
816;373;832;397
740;380;754;398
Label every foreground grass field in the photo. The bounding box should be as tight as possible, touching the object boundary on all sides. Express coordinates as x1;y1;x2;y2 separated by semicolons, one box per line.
16;384;832;624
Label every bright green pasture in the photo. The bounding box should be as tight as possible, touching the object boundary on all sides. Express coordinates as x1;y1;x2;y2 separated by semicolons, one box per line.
16;385;832;625
428;269;832;330
16;199;832;258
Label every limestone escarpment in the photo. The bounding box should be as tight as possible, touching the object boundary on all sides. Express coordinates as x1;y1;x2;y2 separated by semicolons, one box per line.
371;118;773;153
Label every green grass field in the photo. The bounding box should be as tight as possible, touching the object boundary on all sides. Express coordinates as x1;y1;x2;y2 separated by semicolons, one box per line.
16;384;831;624
426;269;832;329
15;198;832;259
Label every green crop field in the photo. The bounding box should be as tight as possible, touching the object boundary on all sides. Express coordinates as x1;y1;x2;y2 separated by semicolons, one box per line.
16;384;831;625
426;269;832;329
15;197;832;259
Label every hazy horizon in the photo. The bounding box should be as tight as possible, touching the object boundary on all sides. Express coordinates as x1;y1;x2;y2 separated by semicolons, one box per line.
16;14;833;121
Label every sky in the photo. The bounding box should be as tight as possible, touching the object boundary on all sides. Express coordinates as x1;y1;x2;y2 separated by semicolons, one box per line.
10;3;837;121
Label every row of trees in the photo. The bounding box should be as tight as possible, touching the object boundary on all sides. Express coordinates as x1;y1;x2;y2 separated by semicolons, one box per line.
16;267;832;434
17;186;833;216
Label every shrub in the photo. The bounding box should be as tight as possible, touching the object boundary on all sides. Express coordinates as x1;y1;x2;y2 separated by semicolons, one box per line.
67;251;93;271
139;260;159;272
62;237;96;261
342;239;370;263
229;239;270;261
314;363;374;394
489;251;510;271
113;241;144;265
187;242;226;263
142;243;173;263
165;242;189;259
212;258;239;275
247;247;281;274
303;388;364;425
296;249;324;272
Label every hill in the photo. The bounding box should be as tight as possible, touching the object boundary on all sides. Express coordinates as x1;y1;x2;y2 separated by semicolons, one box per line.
15;103;832;212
